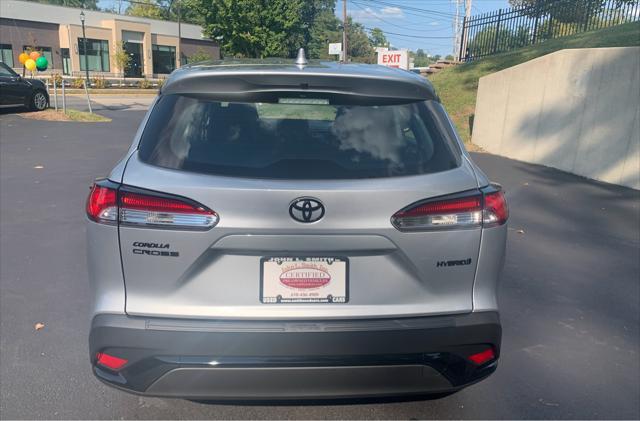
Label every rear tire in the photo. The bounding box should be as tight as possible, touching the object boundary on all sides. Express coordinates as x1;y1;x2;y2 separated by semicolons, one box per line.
30;90;48;111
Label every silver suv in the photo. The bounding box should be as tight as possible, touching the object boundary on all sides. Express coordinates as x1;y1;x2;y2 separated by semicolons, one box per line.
86;54;507;399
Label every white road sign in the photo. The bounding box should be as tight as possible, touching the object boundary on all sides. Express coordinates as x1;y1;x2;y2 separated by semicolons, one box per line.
328;43;342;55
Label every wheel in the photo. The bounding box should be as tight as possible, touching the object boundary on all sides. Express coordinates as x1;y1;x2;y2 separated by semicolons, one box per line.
30;90;48;111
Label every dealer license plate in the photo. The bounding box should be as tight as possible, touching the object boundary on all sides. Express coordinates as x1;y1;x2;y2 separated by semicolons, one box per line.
260;257;348;304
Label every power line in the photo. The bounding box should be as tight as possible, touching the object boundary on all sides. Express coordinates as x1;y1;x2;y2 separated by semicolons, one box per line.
351;0;449;33
360;0;458;18
363;26;454;39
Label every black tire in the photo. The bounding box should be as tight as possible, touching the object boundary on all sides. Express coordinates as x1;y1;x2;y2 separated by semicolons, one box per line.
30;90;49;111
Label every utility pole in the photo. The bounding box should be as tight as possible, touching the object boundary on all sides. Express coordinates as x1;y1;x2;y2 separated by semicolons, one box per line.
453;0;461;58
459;0;472;60
342;0;348;62
177;0;182;67
457;0;472;61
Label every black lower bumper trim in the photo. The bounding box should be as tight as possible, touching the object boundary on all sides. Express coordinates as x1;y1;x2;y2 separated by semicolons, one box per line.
89;312;500;399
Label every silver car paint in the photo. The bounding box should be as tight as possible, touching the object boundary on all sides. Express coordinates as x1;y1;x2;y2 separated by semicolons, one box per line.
113;152;483;319
89;65;504;323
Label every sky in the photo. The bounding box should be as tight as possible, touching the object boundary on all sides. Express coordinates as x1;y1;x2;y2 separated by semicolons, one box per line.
338;0;510;56
95;0;511;57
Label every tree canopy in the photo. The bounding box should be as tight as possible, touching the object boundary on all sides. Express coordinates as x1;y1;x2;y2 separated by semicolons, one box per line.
184;0;380;61
368;27;388;48
507;0;637;23
24;0;98;9
125;0;167;20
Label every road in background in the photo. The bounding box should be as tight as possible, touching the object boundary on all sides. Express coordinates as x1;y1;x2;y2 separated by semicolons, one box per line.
0;104;638;419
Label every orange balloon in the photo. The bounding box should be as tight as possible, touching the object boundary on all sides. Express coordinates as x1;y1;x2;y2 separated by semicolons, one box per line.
29;51;40;61
18;52;29;64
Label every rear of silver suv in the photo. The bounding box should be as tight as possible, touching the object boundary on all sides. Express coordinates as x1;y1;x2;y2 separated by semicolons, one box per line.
86;59;507;399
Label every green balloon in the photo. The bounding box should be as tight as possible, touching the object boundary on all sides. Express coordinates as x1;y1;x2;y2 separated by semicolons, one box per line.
35;56;48;71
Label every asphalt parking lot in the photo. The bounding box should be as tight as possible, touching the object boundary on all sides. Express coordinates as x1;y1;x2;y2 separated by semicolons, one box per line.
0;103;638;419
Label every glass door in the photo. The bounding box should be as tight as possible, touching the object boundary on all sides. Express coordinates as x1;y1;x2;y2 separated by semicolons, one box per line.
61;48;70;75
124;42;143;78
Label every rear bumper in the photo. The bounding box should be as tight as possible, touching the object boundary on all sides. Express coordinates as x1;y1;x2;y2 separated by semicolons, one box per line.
89;311;501;399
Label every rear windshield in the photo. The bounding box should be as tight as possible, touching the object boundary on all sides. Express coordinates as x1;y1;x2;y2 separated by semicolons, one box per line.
138;94;461;179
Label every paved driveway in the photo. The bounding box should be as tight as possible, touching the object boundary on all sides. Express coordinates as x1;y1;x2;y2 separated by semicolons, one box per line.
0;107;638;419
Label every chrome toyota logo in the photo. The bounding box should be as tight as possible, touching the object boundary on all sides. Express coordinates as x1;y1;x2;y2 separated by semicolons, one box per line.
289;198;325;223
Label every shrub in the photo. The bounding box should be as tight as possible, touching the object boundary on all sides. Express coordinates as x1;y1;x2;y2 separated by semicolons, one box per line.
71;77;85;89
49;73;63;88
93;77;110;89
139;78;153;89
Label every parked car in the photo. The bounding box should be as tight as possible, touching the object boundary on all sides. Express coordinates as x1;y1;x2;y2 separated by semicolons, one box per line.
0;62;49;111
86;50;508;400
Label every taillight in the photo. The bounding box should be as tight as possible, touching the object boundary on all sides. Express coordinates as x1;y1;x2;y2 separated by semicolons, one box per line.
391;184;508;231
119;190;218;229
86;184;118;224
86;181;218;230
392;193;483;230
482;188;508;227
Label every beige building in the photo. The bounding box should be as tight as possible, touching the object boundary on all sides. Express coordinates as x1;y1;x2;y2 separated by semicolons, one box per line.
0;0;219;78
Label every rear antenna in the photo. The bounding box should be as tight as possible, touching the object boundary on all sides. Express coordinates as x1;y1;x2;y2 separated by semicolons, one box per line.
295;48;308;67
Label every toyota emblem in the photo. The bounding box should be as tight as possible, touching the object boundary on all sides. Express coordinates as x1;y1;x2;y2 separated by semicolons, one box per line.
289;198;325;223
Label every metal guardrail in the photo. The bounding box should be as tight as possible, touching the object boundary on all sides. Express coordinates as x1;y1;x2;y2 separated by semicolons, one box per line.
459;0;640;61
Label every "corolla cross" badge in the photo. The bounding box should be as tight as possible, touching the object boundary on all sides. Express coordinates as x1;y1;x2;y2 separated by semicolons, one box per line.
289;198;325;223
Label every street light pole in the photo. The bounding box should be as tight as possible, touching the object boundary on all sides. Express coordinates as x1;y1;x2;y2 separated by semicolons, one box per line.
342;0;348;62
80;10;90;85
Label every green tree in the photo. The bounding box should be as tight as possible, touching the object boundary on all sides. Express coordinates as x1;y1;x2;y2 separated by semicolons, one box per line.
306;0;342;59
112;41;131;80
368;27;388;48
345;18;375;62
191;0;308;58
186;47;213;64
25;0;98;9
507;0;637;24
126;0;167;20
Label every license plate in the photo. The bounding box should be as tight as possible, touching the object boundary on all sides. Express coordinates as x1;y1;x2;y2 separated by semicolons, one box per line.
260;257;349;304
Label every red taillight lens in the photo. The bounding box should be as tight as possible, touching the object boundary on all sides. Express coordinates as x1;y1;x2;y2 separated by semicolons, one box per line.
468;347;496;365
392;194;483;231
119;190;218;230
86;182;218;230
120;192;211;214
86;184;117;223
483;190;508;226
394;196;482;218
391;185;508;231
96;352;128;370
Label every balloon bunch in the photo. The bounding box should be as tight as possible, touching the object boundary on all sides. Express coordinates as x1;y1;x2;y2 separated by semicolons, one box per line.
18;51;48;72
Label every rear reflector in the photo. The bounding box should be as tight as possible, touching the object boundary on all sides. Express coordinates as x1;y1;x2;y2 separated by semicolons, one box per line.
391;184;508;231
96;352;128;370
468;348;496;365
86;181;218;230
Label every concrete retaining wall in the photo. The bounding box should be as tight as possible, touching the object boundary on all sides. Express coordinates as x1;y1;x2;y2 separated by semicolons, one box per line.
472;47;639;190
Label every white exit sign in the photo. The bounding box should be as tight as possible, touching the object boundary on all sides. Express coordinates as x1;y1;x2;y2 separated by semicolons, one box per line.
377;50;409;70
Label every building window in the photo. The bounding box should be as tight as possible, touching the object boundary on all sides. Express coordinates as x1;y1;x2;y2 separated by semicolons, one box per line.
152;44;176;74
1;44;14;68
78;38;109;72
23;46;53;69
